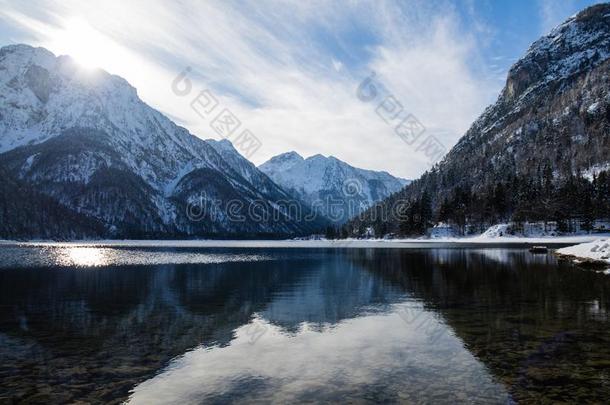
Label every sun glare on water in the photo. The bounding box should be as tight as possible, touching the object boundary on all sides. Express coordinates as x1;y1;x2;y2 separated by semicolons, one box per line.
55;247;109;267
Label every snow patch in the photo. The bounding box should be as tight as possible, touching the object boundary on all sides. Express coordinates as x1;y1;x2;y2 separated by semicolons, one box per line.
582;163;610;181
587;101;601;114
479;224;510;238
556;239;610;267
20;153;39;174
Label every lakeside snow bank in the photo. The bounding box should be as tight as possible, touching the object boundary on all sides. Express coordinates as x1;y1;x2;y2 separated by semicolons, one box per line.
427;221;610;241
2;234;610;249
556;239;610;270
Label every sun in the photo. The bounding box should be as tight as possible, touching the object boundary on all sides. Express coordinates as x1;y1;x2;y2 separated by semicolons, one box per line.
51;17;117;69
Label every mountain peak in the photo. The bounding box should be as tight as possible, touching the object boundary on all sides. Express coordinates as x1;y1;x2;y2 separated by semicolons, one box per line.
0;44;145;153
0;43;57;74
1;43;54;58
258;151;304;173
0;43;137;99
503;4;610;102
205;138;237;154
259;151;409;224
275;151;304;161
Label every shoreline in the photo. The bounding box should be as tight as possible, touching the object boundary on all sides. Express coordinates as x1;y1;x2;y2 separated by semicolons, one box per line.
555;252;610;269
555;239;610;271
1;234;609;249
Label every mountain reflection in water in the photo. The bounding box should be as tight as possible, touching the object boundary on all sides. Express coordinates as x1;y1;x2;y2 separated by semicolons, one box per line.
0;247;608;403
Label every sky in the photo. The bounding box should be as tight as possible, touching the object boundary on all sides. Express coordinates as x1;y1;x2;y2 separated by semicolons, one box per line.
0;0;603;179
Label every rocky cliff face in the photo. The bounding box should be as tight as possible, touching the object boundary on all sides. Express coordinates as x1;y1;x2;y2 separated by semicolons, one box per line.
0;44;321;239
349;4;610;235
447;3;610;187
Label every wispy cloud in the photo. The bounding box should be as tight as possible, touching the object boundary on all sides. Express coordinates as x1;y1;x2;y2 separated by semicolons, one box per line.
538;0;577;35
0;0;504;178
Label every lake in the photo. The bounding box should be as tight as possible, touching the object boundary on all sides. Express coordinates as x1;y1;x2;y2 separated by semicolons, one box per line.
0;243;609;403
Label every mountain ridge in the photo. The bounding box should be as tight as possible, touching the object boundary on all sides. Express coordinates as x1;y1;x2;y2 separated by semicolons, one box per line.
259;152;409;224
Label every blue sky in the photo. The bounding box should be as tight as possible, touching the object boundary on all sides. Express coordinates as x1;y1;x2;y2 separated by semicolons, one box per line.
0;0;603;178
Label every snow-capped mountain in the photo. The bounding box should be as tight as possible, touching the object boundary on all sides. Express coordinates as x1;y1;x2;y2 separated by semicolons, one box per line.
349;3;610;236
259;152;409;224
206;139;327;228
0;44;321;238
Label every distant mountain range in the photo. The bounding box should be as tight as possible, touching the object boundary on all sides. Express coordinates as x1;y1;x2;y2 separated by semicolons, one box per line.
259;152;408;224
348;3;610;237
0;44;407;239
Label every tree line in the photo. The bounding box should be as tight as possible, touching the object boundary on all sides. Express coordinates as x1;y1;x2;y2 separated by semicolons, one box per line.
332;169;610;238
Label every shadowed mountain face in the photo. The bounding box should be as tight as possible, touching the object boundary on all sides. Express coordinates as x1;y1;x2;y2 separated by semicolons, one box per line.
350;4;610;235
0;163;106;239
0;45;323;239
1;246;608;403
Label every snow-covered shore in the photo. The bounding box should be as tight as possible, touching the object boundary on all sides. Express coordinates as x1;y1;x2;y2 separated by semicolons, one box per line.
556;239;610;270
1;234;609;249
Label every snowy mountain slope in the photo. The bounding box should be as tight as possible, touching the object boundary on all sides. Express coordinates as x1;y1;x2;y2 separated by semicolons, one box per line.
259;152;409;224
0;44;320;238
0;44;231;190
349;3;610;236
206;139;330;229
206;139;291;200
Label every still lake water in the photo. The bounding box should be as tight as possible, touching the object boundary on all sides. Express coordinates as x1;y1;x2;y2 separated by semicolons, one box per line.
0;244;609;404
